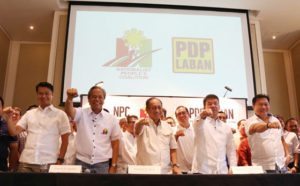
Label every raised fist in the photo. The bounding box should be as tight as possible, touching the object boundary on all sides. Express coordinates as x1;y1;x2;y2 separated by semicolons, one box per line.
66;88;78;100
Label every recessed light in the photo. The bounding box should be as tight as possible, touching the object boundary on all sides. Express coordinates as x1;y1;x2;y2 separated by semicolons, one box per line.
29;25;34;30
272;35;276;40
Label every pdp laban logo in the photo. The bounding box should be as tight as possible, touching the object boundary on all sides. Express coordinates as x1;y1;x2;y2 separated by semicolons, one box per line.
172;38;214;74
103;29;160;80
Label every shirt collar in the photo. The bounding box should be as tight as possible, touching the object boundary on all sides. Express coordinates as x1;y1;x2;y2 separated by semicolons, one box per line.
38;104;54;111
88;107;103;117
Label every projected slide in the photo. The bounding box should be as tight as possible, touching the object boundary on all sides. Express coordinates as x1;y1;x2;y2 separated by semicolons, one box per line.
63;4;255;103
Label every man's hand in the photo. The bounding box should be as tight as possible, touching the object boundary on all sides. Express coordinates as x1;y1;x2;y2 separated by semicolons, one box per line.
200;109;213;119
289;167;297;174
137;118;150;126
109;166;117;174
268;122;281;129
175;130;185;141
66;88;78;100
2;107;15;120
172;166;181;174
284;155;291;166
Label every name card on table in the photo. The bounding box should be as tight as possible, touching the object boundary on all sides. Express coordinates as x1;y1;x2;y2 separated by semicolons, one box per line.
231;166;264;174
49;165;82;173
128;165;161;174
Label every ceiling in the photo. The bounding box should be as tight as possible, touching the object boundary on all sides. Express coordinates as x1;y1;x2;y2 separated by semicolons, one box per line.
0;0;300;49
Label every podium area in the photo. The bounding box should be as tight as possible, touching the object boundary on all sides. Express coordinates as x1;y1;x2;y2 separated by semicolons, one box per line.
1;173;300;186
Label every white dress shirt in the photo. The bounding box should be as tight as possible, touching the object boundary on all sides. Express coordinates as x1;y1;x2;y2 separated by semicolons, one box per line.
245;115;285;170
117;131;137;173
176;124;194;172
283;131;299;163
58;132;77;165
17;105;71;164
74;107;121;164
192;116;237;174
136;119;177;174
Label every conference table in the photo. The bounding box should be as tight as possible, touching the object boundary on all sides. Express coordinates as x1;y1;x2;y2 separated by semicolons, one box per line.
1;173;300;186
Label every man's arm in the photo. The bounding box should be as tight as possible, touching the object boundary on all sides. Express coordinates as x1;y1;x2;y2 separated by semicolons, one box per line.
9;142;19;171
249;122;280;135
135;118;149;136
109;139;119;174
56;133;69;165
170;149;181;174
226;131;237;169
281;137;291;166
2;107;24;136
65;88;78;120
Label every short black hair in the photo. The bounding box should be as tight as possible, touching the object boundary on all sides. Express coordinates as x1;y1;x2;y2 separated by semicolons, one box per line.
36;82;54;93
203;94;219;107
285;117;298;126
252;94;270;105
0;96;4;107
175;106;189;116
146;97;162;110
88;86;106;99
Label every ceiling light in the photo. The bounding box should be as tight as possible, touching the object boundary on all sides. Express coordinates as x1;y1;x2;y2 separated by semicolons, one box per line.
272;35;276;40
29;25;34;30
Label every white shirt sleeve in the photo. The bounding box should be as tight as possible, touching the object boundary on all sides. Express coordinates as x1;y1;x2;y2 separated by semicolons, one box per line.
226;128;237;167
292;133;300;153
193;116;204;135
16;111;28;130
58;111;71;135
74;107;83;123
170;133;177;150
110;116;121;141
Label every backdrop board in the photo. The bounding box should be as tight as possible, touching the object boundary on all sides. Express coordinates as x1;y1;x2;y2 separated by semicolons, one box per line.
81;95;247;129
62;2;256;106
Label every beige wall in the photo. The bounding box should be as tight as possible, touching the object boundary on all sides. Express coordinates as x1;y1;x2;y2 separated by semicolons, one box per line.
13;43;50;111
2;12;298;118
0;28;10;96
263;51;291;119
53;15;67;107
291;44;300;117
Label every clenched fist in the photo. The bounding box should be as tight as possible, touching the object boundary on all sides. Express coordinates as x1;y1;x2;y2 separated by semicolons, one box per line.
2;107;15;120
66;88;78;100
200;109;213;119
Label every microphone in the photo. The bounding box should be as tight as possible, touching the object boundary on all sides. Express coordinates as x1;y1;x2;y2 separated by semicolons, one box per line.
225;86;232;92
223;86;233;97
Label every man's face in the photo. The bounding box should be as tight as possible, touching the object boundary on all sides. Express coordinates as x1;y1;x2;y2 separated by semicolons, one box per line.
119;118;127;130
12;110;21;122
253;98;270;116
146;99;162;122
88;88;105;111
218;112;227;123
287;120;298;134
175;107;189;124
37;87;53;107
126;117;137;133
204;98;220;115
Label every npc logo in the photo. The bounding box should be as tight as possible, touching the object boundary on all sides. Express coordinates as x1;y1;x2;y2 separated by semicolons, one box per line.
172;38;214;74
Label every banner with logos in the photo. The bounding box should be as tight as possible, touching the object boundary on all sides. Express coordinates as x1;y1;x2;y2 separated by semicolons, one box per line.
81;95;247;129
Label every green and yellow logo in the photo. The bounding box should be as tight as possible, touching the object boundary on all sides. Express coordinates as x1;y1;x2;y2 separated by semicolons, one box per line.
103;29;160;68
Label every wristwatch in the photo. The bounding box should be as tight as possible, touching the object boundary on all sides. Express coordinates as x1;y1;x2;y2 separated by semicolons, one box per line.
111;163;117;167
